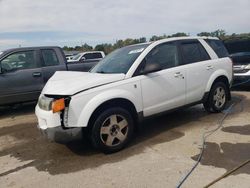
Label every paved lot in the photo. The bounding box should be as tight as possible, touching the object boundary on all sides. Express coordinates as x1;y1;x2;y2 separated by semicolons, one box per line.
0;92;249;188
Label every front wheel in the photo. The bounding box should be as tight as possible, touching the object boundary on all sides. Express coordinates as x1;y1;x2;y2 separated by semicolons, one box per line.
90;107;134;153
203;82;229;113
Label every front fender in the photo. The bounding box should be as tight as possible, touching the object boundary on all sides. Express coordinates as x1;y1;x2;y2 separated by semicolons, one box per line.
76;89;141;127
205;69;230;92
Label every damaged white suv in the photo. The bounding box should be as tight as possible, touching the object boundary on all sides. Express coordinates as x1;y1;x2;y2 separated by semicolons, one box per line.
36;37;233;153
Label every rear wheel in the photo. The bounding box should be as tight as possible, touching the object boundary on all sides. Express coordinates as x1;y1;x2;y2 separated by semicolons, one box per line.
90;107;134;153
203;82;229;113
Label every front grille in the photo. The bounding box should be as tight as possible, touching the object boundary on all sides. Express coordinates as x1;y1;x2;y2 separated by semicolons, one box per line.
234;69;249;74
233;65;249;74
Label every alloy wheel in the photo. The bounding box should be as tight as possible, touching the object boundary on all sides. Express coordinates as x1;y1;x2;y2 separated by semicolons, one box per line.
213;86;226;109
100;114;129;147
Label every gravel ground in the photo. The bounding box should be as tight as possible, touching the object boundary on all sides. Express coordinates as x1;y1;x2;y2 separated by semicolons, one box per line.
0;92;249;188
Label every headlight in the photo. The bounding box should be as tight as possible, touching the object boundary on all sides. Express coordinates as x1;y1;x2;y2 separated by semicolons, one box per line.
38;95;68;113
38;96;53;111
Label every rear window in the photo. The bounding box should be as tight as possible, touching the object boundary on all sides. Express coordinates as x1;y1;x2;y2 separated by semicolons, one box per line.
180;41;210;64
205;39;229;58
42;49;60;66
93;52;103;59
83;53;94;60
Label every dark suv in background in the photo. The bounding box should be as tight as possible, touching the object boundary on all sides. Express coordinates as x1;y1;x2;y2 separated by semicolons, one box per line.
225;39;250;86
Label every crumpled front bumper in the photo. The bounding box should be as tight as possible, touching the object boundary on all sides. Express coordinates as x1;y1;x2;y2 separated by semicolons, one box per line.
35;105;82;143
38;126;83;143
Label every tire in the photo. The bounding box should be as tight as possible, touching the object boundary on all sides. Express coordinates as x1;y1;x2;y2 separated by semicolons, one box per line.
90;107;134;153
203;81;229;113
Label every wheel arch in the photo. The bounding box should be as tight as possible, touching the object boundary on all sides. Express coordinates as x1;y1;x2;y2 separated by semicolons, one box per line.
87;98;139;130
76;89;142;128
205;72;231;101
206;70;230;92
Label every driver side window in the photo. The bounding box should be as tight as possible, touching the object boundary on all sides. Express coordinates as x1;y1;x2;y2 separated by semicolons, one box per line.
145;43;179;70
0;51;36;73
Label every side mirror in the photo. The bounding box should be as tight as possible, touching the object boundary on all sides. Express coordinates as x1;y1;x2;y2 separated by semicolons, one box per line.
143;63;162;74
81;57;86;62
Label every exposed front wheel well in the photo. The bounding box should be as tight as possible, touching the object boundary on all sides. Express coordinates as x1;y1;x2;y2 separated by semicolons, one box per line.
87;98;138;130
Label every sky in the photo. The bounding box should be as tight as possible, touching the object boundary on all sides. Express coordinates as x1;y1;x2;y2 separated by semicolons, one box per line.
0;0;249;50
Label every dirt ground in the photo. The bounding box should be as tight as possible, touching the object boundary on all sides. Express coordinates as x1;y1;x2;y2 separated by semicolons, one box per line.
0;91;249;188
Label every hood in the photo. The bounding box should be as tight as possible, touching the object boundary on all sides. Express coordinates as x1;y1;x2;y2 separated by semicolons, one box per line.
42;71;125;95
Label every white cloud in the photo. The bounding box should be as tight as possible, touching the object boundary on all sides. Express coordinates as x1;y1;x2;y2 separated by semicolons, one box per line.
0;39;25;49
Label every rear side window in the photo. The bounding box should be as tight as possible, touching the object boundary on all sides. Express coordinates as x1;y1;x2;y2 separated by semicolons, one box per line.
93;52;103;59
42;49;60;66
83;53;94;60
180;41;210;64
205;39;229;58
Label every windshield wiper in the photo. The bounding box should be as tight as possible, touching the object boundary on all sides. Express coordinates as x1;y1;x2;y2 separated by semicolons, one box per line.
96;71;107;74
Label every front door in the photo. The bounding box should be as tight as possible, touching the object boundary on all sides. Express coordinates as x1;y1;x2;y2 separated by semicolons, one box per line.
139;42;186;117
0;50;44;105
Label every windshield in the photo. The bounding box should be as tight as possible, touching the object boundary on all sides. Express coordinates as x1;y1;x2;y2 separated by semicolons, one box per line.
91;44;149;74
72;53;82;60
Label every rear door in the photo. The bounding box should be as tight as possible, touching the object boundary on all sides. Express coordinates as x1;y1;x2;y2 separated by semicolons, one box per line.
178;39;213;104
0;50;44;105
40;48;67;83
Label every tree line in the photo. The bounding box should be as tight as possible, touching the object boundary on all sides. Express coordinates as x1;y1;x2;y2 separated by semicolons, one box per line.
63;30;250;54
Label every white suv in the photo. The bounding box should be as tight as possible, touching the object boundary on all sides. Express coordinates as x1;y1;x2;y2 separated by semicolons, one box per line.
36;37;233;153
67;51;105;63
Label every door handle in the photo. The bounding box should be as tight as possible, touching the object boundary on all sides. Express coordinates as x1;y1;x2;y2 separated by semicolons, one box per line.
174;72;182;78
33;72;42;77
206;65;214;70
